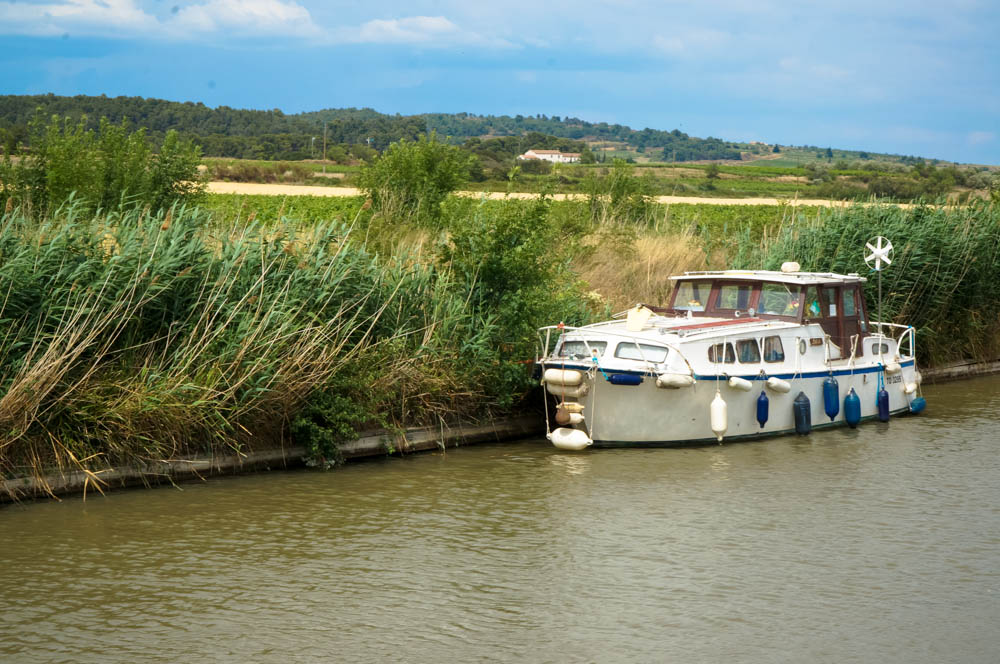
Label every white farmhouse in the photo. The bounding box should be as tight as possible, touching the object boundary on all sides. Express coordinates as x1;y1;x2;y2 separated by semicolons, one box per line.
519;149;581;164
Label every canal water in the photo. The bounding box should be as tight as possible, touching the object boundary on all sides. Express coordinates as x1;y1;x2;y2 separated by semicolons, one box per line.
3;376;999;663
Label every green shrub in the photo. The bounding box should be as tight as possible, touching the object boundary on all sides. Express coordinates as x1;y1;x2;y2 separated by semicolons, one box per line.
358;132;473;226
437;196;594;406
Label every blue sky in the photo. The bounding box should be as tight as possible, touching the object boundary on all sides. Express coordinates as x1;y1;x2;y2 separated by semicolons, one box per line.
2;1;998;164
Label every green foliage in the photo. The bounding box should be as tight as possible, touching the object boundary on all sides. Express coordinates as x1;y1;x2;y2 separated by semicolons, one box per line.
586;159;653;223
292;385;370;468
437;196;593;406
0;113;205;218
358;132;473;226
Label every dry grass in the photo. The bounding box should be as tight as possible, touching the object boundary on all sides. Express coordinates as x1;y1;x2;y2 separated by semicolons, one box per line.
573;227;709;311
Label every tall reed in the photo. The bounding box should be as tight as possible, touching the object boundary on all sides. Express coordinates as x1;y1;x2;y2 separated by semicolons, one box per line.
735;201;1000;364
0;202;403;490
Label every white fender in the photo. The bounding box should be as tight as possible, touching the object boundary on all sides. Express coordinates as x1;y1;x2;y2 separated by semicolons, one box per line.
710;391;727;442
657;373;695;389
766;377;791;393
914;370;923;385
549;427;593;451
567;412;585;425
543;368;583;386
885;361;901;375
904;381;918;394
727;376;753;392
546;382;590;398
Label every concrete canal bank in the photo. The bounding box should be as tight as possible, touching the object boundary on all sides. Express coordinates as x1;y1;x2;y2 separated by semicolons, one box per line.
1;415;542;502
921;358;1000;383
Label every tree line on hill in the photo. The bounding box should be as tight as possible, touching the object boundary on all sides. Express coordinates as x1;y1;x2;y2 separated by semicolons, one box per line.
0;94;741;162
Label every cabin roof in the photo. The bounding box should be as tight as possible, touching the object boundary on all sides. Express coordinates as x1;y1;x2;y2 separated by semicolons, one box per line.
670;270;867;286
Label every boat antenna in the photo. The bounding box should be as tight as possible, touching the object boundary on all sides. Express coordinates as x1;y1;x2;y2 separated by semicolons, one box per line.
864;236;894;358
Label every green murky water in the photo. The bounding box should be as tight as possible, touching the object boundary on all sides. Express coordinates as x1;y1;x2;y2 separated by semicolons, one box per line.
3;376;999;663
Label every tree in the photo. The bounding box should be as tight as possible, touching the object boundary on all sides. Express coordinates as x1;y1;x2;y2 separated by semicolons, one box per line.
705;163;720;179
825;147;834;159
358;132;473;226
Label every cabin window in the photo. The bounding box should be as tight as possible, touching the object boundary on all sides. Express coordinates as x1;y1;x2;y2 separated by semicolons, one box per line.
804;287;822;319
558;340;607;359
872;342;889;355
823;287;838;317
763;336;785;362
708;343;736;364
673;281;708;312
715;284;753;310
759;283;801;316
844;289;858;317
736;339;761;363
615;342;669;363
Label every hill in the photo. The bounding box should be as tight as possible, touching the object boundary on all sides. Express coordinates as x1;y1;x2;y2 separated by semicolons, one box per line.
0;93;839;163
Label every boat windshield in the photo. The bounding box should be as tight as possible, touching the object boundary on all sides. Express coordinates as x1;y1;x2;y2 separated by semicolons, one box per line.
759;283;801;316
672;281;709;312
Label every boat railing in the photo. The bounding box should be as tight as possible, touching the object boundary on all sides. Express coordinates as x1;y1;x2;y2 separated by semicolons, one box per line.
537;325;696;376
871;321;916;359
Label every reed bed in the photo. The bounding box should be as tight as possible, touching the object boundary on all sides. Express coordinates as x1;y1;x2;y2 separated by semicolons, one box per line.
736;201;1000;364
0;195;592;492
0;203;376;483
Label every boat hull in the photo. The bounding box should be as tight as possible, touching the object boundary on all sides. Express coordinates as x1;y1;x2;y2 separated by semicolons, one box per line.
544;361;919;447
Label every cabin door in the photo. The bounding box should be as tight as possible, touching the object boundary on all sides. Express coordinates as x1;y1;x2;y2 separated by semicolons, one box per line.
811;286;847;358
840;286;864;357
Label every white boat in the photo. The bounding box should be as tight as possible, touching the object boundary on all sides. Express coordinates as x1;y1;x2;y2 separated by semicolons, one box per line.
537;262;925;450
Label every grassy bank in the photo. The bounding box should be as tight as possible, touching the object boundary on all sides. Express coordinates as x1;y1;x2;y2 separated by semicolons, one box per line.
0;198;591;492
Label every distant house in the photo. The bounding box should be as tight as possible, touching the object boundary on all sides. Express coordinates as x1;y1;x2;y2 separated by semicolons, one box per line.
519;149;581;164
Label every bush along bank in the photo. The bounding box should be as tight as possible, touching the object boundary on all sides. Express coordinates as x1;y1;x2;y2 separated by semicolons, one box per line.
0;193;594;497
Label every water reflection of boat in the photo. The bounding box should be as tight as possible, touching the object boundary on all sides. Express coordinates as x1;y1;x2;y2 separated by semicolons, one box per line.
537;264;925;450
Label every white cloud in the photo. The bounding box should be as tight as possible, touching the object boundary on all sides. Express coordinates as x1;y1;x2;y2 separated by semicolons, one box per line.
0;0;321;40
338;15;515;49
357;16;456;44
0;0;157;37
169;0;320;38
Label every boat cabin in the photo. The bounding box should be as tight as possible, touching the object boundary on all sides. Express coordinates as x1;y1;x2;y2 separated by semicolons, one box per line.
662;271;871;357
